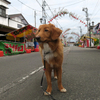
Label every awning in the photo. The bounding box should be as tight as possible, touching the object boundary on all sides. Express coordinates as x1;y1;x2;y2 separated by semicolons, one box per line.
6;25;37;41
81;36;97;42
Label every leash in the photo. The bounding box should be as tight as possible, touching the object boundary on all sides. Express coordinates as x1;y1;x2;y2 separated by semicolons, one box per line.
40;52;56;100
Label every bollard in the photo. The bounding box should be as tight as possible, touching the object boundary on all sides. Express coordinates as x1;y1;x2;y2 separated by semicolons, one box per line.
26;49;31;53
97;46;100;49
0;51;4;57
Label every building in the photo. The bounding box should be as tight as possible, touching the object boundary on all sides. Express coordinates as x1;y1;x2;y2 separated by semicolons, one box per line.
0;0;29;35
91;23;100;40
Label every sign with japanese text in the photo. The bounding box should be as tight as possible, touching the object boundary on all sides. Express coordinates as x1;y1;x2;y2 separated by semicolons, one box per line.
0;41;25;55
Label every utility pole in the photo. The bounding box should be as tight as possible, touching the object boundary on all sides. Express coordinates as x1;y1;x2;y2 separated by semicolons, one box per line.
82;8;90;36
89;21;94;47
64;36;67;47
89;23;91;47
79;26;82;37
40;0;46;24
34;11;36;27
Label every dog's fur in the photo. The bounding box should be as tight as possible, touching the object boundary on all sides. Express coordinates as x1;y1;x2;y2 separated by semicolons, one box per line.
35;23;66;95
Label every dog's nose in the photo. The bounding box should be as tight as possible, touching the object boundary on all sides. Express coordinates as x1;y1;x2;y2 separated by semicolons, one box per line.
35;36;40;41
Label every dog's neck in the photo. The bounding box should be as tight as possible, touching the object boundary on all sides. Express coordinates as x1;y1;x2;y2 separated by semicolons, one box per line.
43;43;52;54
40;39;59;54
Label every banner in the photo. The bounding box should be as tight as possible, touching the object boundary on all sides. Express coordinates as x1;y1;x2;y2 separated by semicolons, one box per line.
0;41;25;55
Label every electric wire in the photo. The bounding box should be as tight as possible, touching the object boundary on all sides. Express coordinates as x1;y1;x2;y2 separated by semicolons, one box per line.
35;0;62;29
17;0;41;12
49;0;77;6
90;0;99;20
9;4;31;16
45;1;62;29
48;0;85;10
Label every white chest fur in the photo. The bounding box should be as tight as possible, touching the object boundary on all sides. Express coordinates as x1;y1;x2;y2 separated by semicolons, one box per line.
43;43;54;64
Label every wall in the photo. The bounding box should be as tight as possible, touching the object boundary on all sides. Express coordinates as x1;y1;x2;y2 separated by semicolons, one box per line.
0;1;26;29
0;16;25;29
0;0;9;8
9;19;25;29
0;16;8;25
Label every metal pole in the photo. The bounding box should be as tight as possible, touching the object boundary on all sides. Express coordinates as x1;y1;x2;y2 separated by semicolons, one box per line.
34;11;36;27
42;0;46;24
79;26;82;37
89;22;91;47
82;8;89;36
86;8;89;36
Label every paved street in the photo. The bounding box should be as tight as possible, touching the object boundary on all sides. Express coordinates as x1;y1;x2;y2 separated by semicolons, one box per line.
0;46;100;100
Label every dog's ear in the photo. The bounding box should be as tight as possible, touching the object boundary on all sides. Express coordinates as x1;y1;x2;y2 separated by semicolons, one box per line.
50;24;62;40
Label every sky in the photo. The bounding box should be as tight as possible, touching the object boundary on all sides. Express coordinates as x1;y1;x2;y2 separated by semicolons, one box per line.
7;0;100;42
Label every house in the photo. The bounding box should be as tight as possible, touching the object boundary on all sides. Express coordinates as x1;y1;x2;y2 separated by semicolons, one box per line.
91;23;100;40
0;0;29;35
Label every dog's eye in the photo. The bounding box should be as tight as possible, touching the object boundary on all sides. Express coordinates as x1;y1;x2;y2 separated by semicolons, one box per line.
45;29;48;32
38;30;40;32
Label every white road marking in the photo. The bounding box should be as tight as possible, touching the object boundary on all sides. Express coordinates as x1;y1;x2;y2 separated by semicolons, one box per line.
64;47;70;52
0;66;44;94
0;47;70;94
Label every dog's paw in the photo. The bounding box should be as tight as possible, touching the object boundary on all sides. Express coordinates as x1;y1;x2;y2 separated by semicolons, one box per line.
54;76;57;79
60;88;67;93
44;91;51;95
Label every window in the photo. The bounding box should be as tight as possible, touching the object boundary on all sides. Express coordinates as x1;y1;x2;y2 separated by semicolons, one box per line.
17;24;22;28
0;8;6;17
0;9;2;15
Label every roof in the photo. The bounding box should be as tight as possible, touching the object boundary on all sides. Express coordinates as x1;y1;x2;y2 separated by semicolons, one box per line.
8;14;29;25
0;5;8;9
6;25;37;41
0;24;17;33
3;0;11;4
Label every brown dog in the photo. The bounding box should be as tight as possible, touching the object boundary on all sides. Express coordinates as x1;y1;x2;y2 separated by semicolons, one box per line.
35;23;66;95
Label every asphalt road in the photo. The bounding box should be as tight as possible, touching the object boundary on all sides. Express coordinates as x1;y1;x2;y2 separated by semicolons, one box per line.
0;46;100;100
0;52;42;88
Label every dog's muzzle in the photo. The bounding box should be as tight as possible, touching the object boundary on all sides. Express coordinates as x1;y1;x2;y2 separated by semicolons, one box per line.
35;36;41;42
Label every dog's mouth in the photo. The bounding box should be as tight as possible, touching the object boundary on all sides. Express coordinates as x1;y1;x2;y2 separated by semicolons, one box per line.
35;36;41;42
35;36;56;43
35;36;45;43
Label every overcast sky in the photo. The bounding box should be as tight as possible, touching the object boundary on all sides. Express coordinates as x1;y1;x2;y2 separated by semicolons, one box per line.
7;0;100;42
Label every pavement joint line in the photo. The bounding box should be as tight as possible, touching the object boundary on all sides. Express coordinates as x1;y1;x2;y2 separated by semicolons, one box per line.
0;66;44;95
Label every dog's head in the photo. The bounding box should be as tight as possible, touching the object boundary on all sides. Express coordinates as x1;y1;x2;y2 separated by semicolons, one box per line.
35;23;62;43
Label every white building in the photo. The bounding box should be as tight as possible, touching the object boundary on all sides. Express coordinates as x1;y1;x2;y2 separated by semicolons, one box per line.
0;0;29;35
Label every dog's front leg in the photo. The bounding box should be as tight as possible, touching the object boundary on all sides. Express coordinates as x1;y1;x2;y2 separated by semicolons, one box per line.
54;68;58;79
44;63;52;95
57;67;67;93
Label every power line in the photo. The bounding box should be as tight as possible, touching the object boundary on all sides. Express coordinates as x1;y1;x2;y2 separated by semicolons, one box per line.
35;0;62;28
90;0;99;20
17;0;41;12
9;4;31;16
49;0;78;6
47;0;85;10
35;0;42;8
9;4;41;17
45;1;62;29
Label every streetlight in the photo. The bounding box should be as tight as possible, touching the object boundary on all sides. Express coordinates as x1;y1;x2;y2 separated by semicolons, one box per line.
82;7;90;36
40;18;43;24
